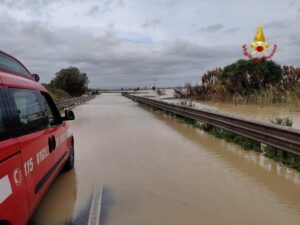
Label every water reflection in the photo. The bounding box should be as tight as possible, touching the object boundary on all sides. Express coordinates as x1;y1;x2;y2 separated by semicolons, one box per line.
148;106;300;210
29;170;77;225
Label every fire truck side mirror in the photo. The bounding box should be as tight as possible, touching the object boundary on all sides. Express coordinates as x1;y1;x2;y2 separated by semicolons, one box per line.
63;110;75;121
32;73;40;82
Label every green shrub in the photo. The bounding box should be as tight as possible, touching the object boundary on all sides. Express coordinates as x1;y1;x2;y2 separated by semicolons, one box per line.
43;83;70;101
221;60;283;96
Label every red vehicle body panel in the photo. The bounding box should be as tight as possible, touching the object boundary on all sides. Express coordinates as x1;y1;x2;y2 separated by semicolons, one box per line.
0;71;45;91
0;139;29;225
0;51;73;225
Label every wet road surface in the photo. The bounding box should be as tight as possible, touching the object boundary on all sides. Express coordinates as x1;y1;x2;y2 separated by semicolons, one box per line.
31;94;300;225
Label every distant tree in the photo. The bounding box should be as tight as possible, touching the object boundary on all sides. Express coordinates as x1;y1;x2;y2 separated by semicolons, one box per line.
51;67;89;97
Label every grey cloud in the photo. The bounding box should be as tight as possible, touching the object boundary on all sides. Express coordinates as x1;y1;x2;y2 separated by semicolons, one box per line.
265;20;290;29
0;15;241;88
1;0;81;7
194;8;203;14
224;27;241;34
1;2;299;90
106;22;115;30
85;1;124;16
200;24;224;33
163;41;239;59
1;0;119;14
141;18;162;29
288;1;295;7
86;5;100;16
115;0;124;8
99;1;113;14
0;0;86;16
288;33;300;45
165;0;181;8
1;0;62;10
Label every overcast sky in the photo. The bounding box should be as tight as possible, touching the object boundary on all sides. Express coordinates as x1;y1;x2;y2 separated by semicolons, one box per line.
0;0;299;88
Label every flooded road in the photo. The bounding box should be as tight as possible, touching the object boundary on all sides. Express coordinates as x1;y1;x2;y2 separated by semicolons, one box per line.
31;94;300;225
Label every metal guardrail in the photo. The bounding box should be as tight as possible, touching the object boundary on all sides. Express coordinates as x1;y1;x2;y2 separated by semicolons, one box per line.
124;94;300;156
56;96;95;110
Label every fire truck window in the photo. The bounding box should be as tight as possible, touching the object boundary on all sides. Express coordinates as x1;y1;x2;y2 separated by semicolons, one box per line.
10;89;47;135
0;96;9;141
0;107;4;133
0;53;31;77
0;103;5;139
40;92;62;126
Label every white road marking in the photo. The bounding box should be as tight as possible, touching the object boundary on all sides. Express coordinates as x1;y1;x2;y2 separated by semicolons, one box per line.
0;175;12;204
87;184;103;225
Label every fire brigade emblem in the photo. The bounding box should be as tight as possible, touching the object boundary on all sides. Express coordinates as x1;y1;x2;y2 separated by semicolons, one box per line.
13;168;23;186
242;24;277;62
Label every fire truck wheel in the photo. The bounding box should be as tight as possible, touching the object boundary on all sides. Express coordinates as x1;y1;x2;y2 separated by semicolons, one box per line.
63;141;74;172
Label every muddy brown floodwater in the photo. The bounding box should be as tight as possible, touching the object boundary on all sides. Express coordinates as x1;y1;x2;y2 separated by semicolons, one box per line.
31;94;300;225
164;98;300;129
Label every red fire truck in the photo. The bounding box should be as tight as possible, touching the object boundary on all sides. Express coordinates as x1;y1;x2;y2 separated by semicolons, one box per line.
0;50;75;225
